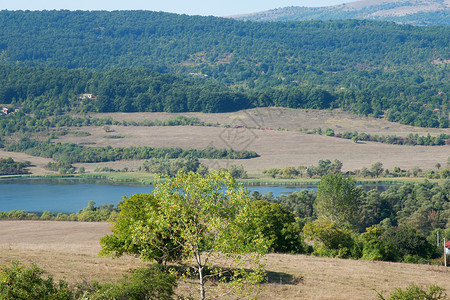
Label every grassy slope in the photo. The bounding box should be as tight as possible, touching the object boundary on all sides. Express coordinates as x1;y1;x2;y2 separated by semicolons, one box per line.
0;220;449;300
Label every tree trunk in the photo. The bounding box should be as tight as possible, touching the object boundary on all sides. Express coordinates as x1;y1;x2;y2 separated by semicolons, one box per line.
199;266;205;300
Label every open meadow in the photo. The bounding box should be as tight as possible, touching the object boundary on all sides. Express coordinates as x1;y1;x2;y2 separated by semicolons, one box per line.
70;108;449;174
0;108;448;176
0;220;449;300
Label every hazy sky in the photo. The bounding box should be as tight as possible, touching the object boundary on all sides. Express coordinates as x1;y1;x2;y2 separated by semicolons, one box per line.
0;0;355;16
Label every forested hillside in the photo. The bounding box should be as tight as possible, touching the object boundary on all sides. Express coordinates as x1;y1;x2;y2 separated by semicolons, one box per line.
232;0;450;26
0;10;449;127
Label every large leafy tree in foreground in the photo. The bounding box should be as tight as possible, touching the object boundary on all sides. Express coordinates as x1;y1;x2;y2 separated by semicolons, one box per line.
101;171;269;300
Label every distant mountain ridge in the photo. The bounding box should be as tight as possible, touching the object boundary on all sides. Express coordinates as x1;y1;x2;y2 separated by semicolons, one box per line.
231;0;450;25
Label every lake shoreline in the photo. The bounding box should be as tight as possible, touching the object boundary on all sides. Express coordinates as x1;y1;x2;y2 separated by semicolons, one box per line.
1;172;440;186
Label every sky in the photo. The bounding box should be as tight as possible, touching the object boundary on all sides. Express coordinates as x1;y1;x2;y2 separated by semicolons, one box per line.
0;0;356;16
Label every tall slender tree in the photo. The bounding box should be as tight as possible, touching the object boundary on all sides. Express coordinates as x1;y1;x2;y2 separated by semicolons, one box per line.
314;173;362;225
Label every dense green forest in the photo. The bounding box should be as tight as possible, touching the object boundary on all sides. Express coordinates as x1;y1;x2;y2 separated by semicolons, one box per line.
0;11;449;127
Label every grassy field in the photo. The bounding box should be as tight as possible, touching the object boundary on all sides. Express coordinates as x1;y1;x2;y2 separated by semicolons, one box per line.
87;108;450;136
0;220;449;300
1;108;449;176
59;123;448;174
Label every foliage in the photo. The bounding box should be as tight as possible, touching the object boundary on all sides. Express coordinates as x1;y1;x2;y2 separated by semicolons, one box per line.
6;138;258;164
315;173;362;225
140;157;207;177
381;226;436;261
306;159;343;178
0;261;72;300
100;194;183;264
264;190;316;226
357;225;399;261
0;201;118;222
0;12;449;127
262;159;342;179
303;220;355;258
85;265;177;300
251;200;307;254
335;131;450;147
223;164;248;179
0;157;30;175
101;171;269;299
0;261;178;300
46;160;75;174
376;283;447;300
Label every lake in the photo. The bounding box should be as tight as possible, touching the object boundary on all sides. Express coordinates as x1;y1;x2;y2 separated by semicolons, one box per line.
0;178;391;214
0;178;317;213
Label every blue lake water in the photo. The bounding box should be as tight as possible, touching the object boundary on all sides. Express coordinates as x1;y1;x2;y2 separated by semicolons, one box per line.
0;178;316;213
0;178;389;213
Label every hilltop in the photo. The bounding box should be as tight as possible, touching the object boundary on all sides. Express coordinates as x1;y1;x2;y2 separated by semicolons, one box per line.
231;0;450;26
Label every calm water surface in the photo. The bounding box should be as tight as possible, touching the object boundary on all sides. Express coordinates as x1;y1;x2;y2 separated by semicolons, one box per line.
0;178;315;213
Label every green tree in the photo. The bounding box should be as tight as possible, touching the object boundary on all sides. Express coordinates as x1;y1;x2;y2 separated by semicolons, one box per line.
370;162;384;178
358;225;399;261
101;171;268;300
315;173;362;225
303;220;355;258
382;226;435;261
100;194;183;264
251;200;307;254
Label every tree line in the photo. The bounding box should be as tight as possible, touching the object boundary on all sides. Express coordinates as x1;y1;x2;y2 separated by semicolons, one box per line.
0;157;30;175
254;174;450;264
1;65;447;128
0;11;448;127
5;137;258;164
299;128;450;146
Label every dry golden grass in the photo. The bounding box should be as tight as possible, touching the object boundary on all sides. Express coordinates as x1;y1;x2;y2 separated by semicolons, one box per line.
1;221;449;300
88;107;449;135
1;108;449;175
57;124;449;174
0;149;55;174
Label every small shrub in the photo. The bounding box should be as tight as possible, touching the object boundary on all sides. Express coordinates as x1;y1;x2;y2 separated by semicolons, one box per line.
0;261;73;300
87;265;178;300
376;283;447;300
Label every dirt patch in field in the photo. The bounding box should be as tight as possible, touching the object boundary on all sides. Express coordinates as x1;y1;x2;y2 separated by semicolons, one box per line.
0;221;449;299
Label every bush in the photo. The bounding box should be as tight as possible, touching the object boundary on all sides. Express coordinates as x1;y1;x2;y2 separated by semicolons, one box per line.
358;225;399;262
0;262;178;300
87;265;178;300
376;283;447;300
0;261;73;300
382;226;435;261
251;200;308;254
303;220;356;258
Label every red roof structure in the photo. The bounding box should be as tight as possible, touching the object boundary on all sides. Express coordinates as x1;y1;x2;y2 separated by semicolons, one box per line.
445;241;450;248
